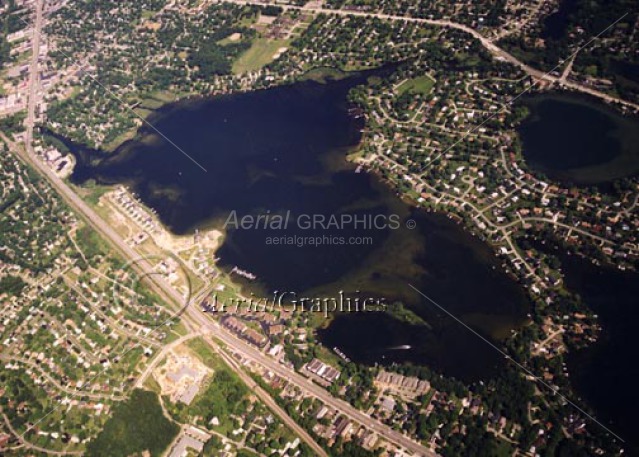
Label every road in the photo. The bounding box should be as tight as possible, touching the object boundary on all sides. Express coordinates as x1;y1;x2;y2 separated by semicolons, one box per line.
25;0;44;148
4;129;437;455
1;411;83;456
11;12;438;450
213;342;330;457
13;0;612;454
560;54;577;83
201;319;436;456
2;137;337;454
64;278;164;349
9;1;635;454
532;329;565;355
377;151;635;286
224;0;639;112
133;333;198;389
0;354;125;402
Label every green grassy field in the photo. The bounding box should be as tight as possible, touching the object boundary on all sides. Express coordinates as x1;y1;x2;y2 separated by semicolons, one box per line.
232;38;290;74
397;75;435;95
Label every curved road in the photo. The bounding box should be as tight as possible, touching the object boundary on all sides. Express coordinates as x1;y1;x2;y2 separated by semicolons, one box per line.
1;411;83;456
4;133;437;456
0;355;124;402
225;0;639;111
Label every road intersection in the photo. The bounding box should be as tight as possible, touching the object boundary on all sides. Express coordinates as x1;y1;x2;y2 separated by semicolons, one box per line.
10;4;436;454
12;1;636;455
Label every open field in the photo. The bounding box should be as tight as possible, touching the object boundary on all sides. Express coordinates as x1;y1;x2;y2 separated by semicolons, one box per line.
397;75;435;95
232;38;290;74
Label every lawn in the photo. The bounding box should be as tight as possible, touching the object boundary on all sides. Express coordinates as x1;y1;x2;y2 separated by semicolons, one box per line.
75;224;110;258
397;75;435;95
232;38;290;74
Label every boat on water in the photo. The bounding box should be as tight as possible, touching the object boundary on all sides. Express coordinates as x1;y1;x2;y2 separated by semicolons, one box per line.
333;347;351;363
231;266;257;281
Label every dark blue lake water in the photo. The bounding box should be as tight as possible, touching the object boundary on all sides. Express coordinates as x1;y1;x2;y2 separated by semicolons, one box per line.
66;72;530;381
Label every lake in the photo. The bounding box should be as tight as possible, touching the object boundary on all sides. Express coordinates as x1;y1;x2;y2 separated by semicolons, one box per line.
517;92;639;186
529;234;638;452
66;70;530;382
541;0;579;40
559;252;639;453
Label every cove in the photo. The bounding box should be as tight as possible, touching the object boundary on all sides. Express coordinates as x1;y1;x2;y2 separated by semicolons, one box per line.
529;238;638;451
560;252;639;453
65;70;530;382
540;0;579;40
517;92;639;186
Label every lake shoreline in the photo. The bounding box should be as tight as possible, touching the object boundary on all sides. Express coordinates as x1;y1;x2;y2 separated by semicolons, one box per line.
516;91;639;187
59;71;533;382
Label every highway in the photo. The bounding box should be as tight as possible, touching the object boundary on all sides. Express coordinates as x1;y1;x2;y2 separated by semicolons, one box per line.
223;0;639;112
5;122;338;454
213;341;330;457
199;317;436;456
25;0;43;150
7;2;635;455
8;80;438;457
12;4;436;453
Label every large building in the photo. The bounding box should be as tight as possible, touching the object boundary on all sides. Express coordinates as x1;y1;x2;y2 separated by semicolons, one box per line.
375;370;431;398
304;358;341;384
